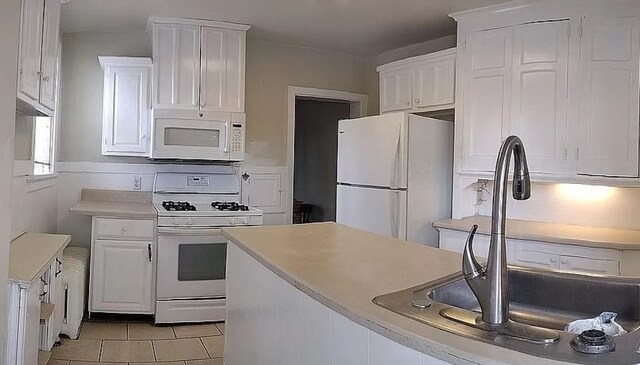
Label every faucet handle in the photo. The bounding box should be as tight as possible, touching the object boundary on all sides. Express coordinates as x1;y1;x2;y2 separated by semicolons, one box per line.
462;224;485;278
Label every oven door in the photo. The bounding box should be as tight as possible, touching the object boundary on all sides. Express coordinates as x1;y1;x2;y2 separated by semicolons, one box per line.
151;111;230;161
156;227;227;300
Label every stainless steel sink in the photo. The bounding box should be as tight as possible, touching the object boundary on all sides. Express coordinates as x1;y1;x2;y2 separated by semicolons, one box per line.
374;266;640;364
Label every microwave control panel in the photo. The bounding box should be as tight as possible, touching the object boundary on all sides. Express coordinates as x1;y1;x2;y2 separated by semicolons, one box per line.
231;123;244;152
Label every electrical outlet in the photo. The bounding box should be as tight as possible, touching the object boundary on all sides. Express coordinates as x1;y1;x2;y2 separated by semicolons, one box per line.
133;176;142;190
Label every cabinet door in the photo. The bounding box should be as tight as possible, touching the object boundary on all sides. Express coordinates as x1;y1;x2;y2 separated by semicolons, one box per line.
559;255;620;276
577;17;640;177
413;57;455;109
153;23;200;110
510;249;559;269
52;255;64;343
201;27;246;112
39;0;60;111
102;61;151;156
17;0;45;101
242;171;284;213
379;68;412;113
461;27;512;172
91;240;153;313
509;21;570;174
24;280;43;365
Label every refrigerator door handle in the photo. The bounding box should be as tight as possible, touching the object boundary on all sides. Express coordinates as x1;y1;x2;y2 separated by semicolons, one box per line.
391;130;401;189
390;191;399;238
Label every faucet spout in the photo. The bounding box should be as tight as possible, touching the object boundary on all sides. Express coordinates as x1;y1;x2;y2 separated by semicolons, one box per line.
463;135;531;326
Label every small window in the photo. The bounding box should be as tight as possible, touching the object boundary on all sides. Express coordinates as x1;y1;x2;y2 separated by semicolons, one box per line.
33;116;54;175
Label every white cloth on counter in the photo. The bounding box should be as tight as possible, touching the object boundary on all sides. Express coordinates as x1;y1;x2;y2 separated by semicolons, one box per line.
565;312;628;336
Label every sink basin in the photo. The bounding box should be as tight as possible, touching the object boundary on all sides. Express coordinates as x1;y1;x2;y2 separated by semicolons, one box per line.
373;266;640;364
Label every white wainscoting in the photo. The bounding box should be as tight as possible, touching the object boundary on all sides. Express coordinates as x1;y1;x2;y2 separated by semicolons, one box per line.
12;161;59;240
226;242;450;365
56;162;289;247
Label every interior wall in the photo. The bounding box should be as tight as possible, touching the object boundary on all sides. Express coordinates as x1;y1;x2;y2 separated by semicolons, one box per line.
454;177;640;230
57;31;369;167
0;0;21;359
365;34;457;115
293;99;350;222
14;113;33;160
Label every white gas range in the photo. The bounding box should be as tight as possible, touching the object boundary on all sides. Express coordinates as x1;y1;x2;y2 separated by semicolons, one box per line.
153;172;262;324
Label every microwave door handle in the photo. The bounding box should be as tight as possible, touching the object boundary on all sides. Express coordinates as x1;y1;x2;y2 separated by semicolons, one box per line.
224;121;230;153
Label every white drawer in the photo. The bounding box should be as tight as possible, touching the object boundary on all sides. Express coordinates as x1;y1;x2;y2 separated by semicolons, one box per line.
94;218;154;240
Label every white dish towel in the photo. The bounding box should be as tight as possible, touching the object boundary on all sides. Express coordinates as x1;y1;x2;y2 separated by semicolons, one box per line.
565;312;628;336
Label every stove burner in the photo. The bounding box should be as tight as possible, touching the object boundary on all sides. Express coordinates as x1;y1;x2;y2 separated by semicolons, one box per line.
570;329;616;354
211;201;249;211
162;201;196;211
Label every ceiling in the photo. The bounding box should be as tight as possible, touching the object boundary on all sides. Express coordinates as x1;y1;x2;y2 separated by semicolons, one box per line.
60;0;508;56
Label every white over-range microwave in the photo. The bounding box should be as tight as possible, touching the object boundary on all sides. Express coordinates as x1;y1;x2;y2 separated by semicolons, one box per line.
150;109;245;161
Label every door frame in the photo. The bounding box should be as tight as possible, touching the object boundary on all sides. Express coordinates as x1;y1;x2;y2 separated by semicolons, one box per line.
286;86;368;224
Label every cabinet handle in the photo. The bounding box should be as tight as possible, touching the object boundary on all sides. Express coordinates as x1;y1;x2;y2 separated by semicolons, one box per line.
42;75;50;82
55;258;62;277
148;244;152;262
40;277;49;298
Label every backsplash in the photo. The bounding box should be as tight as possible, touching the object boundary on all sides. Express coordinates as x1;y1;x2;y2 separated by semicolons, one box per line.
456;177;640;230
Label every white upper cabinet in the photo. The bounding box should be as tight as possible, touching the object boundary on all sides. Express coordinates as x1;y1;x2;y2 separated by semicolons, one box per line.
153;24;201;110
461;27;512;172
379;68;412;112
452;1;640;182
378;48;456;114
577;17;640;177
509;21;570;174
17;0;61;115
18;0;45;102
150;18;250;113
39;0;60;110
201;27;246;112
99;57;152;156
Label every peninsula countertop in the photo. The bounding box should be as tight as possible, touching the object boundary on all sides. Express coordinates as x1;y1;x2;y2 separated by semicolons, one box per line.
221;222;575;365
434;216;640;250
10;233;71;283
69;189;157;219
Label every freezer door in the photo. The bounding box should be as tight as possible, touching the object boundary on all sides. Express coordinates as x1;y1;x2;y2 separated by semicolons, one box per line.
336;184;407;239
337;114;407;188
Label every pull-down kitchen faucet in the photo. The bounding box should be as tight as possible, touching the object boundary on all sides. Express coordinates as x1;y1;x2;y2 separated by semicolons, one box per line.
462;135;530;325
453;136;558;343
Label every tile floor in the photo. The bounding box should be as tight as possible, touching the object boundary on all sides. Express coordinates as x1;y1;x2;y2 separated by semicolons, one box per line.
49;321;225;365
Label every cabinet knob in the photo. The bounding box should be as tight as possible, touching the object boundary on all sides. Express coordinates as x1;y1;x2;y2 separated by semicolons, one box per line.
560;257;568;265
415;98;420;104
42;75;50;82
550;257;557;263
405;101;410;106
200;101;206;108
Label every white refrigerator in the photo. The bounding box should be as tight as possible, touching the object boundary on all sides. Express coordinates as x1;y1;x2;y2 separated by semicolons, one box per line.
336;112;453;247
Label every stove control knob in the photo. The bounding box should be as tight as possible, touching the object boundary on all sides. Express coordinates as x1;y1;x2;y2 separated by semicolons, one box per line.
121;226;128;232
187;218;193;225
173;218;179;225
229;218;235;225
239;217;248;224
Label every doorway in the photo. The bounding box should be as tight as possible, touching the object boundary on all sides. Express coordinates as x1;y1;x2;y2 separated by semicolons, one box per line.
286;87;368;224
293;99;350;223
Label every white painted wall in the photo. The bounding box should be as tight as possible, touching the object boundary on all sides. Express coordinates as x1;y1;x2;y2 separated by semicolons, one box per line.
0;0;22;360
12;162;59;240
455;178;640;230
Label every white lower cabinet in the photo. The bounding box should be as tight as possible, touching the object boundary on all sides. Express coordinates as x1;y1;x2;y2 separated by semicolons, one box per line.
226;242;451;365
438;228;621;276
90;218;155;314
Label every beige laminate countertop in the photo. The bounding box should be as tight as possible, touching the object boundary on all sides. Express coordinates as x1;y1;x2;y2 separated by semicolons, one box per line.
9;233;71;283
434;216;640;250
69;189;157;219
221;222;575;365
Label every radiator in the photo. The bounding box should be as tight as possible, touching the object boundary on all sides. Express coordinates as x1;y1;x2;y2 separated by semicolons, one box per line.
60;247;89;340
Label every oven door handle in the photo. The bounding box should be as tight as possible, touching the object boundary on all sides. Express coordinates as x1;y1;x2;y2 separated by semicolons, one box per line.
158;227;223;236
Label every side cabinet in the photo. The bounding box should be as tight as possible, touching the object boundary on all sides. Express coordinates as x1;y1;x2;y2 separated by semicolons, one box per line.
17;0;61;115
378;48;456;114
90;217;155;314
437;228;621;276
99;57;152;156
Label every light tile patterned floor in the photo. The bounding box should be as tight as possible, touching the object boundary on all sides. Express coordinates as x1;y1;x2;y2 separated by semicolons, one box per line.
49;321;225;365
